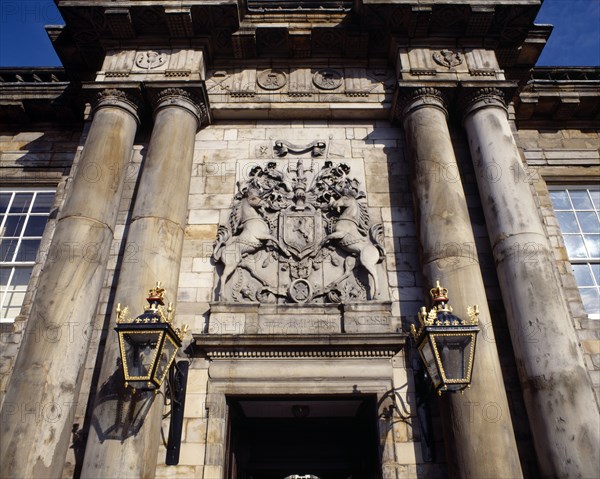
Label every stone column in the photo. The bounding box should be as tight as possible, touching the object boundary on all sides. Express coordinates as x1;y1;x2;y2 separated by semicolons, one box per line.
80;88;205;478
462;88;600;478
400;88;523;479
0;89;141;479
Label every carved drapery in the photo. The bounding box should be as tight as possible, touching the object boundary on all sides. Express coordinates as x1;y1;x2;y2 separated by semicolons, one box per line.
213;146;386;304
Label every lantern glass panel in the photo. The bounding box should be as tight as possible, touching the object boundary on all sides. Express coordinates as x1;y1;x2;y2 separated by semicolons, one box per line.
121;331;162;379
419;340;441;386
434;334;473;381
155;334;179;386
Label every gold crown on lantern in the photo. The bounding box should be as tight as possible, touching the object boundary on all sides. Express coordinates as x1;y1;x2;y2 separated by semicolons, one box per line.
429;280;448;303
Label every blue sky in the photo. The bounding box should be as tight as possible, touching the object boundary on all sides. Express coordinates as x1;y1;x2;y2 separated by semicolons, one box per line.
0;0;599;67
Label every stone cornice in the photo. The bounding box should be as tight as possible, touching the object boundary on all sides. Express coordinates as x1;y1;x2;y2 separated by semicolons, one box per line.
51;1;545;81
514;67;600;127
192;333;407;359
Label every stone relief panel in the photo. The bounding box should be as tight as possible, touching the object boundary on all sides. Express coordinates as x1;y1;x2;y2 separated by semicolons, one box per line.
212;142;388;305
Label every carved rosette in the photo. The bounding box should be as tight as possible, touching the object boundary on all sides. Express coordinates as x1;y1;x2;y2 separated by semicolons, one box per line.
396;87;448;120
92;88;143;123
151;88;208;127
460;87;508;120
212;149;387;305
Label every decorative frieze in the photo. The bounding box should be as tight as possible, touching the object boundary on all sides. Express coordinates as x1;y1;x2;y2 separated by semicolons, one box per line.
193;333;405;359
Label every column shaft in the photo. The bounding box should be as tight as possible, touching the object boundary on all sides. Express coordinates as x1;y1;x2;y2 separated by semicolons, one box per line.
0;89;139;479
80;89;203;478
463;90;600;478
401;88;523;479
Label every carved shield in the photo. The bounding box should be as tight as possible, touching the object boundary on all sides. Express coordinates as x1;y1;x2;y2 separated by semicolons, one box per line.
279;210;323;258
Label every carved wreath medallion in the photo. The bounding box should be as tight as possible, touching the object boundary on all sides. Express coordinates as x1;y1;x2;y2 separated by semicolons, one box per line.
212;145;386;305
313;69;343;90
257;69;287;90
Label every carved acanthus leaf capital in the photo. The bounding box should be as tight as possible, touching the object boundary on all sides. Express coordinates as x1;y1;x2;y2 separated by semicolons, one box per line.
395;87;448;120
460;87;508;120
92;88;143;123
151;87;208;128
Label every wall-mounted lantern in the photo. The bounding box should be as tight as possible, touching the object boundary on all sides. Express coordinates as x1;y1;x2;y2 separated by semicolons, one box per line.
115;282;187;390
115;282;189;464
411;281;480;394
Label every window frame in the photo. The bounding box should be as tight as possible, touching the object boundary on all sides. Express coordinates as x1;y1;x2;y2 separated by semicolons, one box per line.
548;185;600;320
1;187;56;322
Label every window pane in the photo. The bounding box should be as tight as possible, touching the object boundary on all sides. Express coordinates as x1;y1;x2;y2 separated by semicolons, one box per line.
10;193;33;213
1;267;32;321
0;193;12;214
573;264;594;286
24;216;47;237
3;216;27;237
0;239;18;262
556;211;579;233
592;263;600;285
584;235;600;258
564;235;588;258
590;189;600;209
31;193;54;213
569;190;593;210
0;267;11;288
550;190;571;210
15;240;41;262
579;288;600;316
577;212;600;234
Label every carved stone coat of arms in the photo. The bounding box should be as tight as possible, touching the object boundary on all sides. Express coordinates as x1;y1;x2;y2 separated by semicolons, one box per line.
212;153;386;304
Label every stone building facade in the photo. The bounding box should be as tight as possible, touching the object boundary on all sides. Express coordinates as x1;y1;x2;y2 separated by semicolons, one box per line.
0;1;599;478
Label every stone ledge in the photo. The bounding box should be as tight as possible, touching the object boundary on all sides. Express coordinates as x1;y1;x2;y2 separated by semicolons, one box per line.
192;332;407;359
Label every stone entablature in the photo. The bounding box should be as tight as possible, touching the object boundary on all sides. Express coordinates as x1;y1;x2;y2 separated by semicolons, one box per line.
97;49;205;82
206;66;394;118
397;48;504;81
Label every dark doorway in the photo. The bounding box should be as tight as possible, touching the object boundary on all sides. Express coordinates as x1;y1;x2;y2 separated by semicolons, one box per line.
225;396;381;479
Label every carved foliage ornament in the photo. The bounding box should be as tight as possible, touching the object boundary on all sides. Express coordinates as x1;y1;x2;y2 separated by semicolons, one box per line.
432;49;462;68
212;147;386;305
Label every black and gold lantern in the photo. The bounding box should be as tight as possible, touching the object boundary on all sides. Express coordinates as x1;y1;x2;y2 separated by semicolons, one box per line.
115;282;187;390
411;281;480;394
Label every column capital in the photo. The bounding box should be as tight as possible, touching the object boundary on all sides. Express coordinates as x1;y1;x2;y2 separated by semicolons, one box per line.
395;87;448;121
149;87;209;129
460;87;509;120
91;87;143;124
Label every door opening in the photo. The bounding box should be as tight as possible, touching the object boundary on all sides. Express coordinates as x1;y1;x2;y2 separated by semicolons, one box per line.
225;395;381;479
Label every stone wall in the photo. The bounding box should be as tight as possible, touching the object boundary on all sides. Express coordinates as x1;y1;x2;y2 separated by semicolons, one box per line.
518;127;600;405
0;127;81;410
